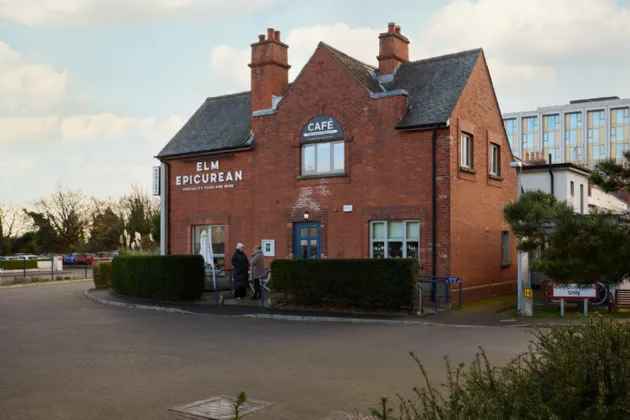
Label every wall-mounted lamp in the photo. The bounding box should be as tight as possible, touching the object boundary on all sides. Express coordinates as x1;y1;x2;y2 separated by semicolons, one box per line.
303;210;309;220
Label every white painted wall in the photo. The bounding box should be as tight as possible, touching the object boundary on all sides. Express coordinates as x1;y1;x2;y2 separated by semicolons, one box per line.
589;186;628;213
521;169;589;214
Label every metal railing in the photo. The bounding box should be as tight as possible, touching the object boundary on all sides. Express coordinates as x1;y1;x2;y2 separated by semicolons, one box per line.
0;257;93;286
417;275;462;314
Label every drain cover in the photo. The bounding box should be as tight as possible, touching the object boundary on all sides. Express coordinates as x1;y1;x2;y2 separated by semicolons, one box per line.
170;395;271;419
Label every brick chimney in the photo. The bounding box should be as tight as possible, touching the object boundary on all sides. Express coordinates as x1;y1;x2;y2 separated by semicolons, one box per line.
249;28;291;112
377;22;410;75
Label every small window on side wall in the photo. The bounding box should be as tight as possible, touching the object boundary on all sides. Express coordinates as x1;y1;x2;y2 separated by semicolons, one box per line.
501;231;510;265
461;133;473;168
490;143;500;176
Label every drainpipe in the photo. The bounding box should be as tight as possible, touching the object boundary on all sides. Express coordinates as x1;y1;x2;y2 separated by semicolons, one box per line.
548;153;554;196
431;125;439;279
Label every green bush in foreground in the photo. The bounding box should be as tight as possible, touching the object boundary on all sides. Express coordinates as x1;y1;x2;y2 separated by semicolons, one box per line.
370;317;630;420
271;259;418;310
111;255;204;301
0;260;38;270
92;260;112;289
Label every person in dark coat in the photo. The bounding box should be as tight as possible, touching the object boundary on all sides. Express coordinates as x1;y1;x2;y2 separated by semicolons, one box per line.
250;244;264;300
231;243;249;299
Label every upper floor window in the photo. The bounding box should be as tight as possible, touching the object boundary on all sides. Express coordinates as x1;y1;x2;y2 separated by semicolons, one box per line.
587;110;606;164
543;114;561;163
565;112;583;162
504;119;517;149
302;141;344;175
489;143;500;176
521;116;538;158
570;181;575;196
461;133;473;168
611;107;630;161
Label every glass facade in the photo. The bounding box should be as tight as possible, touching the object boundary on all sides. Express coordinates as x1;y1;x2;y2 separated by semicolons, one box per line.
521;116;538;158
611;107;630;161
542;114;561;163
565;112;583;162
587;110;606;164
504;118;517;149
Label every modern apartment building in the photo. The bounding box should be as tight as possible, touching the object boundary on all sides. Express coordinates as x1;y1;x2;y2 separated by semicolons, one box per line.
503;96;630;168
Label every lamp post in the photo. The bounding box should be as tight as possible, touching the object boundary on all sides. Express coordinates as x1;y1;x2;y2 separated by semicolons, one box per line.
303;210;309;221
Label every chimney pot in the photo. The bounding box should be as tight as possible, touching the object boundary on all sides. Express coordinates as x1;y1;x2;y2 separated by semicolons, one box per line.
395;25;401;34
258;34;265;42
267;28;274;40
388;22;395;32
250;27;290;112
378;21;410;75
274;30;280;41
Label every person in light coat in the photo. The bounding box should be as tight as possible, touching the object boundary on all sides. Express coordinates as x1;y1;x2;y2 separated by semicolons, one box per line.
250;244;264;300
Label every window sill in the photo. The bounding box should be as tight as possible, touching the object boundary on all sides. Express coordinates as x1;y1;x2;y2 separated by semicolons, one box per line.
500;262;511;268
489;174;504;181
459;166;476;174
297;172;347;180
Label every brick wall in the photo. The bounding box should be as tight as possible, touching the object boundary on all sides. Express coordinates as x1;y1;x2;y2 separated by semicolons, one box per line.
449;53;518;302
166;46;516;303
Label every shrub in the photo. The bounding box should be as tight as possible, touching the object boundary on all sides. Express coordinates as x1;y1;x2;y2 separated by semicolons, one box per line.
111;255;204;301
373;317;630;419
93;261;112;289
270;259;418;310
0;260;38;270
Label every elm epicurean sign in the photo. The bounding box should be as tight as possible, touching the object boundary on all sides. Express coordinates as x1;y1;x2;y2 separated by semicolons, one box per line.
175;160;243;192
300;115;344;143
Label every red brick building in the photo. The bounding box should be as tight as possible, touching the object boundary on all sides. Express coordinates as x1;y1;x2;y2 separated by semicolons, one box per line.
156;22;517;302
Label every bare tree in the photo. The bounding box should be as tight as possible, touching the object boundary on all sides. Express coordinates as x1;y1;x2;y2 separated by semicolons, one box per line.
30;185;90;252
0;203;26;254
118;184;159;235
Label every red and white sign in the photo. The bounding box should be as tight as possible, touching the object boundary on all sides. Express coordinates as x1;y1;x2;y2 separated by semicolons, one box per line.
552;282;598;299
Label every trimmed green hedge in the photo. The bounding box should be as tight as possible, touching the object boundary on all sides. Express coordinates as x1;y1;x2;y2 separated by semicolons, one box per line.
111;255;205;301
0;260;38;270
270;259;418;310
93;261;112;289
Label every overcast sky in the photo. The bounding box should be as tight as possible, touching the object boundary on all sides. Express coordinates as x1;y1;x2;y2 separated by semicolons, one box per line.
1;0;630;205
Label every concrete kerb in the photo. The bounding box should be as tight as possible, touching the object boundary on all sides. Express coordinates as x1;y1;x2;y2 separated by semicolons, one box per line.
83;289;522;327
84;290;197;315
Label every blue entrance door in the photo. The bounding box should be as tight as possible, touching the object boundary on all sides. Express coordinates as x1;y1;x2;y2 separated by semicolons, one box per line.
294;222;321;259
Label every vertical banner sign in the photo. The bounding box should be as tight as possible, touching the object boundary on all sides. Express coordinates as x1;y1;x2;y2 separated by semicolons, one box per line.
152;166;161;196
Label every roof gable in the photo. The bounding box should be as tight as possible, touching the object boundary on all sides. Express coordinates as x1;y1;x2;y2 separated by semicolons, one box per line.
319;42;383;94
157;91;253;159
386;48;482;129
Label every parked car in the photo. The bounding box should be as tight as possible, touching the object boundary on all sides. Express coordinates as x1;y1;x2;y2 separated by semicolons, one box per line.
94;252;112;261
16;254;38;260
75;253;94;265
63;253;78;265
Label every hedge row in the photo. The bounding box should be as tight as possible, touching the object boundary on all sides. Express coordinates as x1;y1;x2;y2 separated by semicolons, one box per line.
0;260;38;270
93;261;112;289
270;259;418;310
111;255;205;301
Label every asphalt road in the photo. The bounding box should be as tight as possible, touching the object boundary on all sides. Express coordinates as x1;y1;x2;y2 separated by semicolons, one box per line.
0;281;535;420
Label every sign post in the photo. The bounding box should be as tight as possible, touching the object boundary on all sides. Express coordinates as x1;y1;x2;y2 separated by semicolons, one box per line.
552;282;597;317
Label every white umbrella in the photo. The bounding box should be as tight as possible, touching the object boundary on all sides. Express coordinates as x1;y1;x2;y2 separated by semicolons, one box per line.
200;229;218;301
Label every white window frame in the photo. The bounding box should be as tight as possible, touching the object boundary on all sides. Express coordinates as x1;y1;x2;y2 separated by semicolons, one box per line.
489;143;500;176
192;224;225;269
369;220;420;260
301;140;345;175
461;133;473;168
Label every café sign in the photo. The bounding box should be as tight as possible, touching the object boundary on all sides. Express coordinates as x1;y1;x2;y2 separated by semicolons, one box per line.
175;160;243;192
300;115;344;143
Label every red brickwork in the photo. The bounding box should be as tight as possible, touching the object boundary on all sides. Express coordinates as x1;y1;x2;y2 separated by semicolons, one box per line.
165;41;516;303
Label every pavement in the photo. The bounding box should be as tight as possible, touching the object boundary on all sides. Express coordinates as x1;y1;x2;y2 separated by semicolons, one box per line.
0;281;535;420
85;288;577;328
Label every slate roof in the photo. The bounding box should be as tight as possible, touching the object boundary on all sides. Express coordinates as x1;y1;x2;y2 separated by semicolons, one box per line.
156;91;253;158
385;48;482;129
157;45;482;159
320;42;383;94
